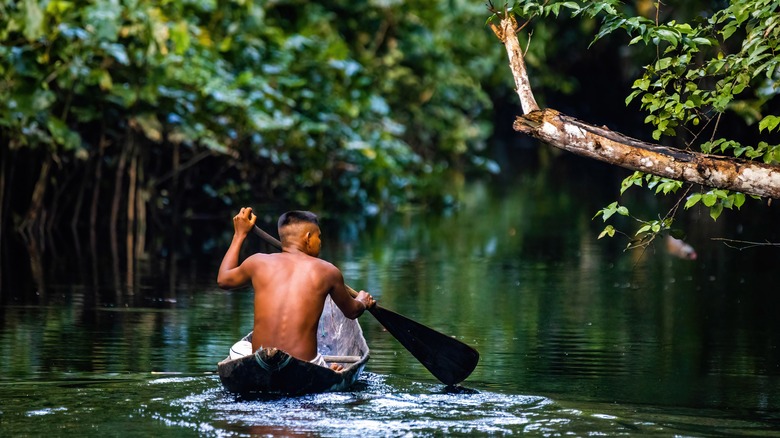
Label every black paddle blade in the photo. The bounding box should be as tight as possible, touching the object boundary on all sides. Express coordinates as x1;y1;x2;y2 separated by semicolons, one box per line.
369;305;479;385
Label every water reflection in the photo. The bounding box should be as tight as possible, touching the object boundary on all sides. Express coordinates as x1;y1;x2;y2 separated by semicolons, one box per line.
2;161;780;434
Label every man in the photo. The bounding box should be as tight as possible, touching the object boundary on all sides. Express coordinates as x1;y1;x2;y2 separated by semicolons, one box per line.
217;207;375;370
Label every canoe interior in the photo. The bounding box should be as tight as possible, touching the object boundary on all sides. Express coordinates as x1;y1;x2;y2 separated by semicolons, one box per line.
217;296;370;396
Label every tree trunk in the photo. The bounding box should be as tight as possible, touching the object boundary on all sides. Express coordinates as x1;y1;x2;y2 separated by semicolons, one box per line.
490;14;780;200
20;155;52;239
0;145;6;289
168;142;180;294
90;135;107;235
70;159;89;234
136;168;147;262
111;136;128;289
126;137;137;289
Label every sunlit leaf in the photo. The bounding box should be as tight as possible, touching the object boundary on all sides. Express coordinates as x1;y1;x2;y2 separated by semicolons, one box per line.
131;114;163;143
598;225;615;239
636;224;651;235
702;192;717;207
171;21;191;55
21;0;45;41
759;115;780;133
734;193;746;209
685;193;702;209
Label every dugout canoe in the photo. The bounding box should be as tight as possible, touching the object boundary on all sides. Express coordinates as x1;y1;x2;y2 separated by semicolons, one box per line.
217;296;370;396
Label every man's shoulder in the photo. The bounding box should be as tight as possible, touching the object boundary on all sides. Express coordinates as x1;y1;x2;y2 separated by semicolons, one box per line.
300;256;341;279
304;255;338;270
245;252;274;262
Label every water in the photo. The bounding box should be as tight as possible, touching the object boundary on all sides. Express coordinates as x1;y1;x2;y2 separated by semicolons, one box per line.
2;162;780;436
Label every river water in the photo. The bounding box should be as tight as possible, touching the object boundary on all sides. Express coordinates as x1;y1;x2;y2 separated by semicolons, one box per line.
2;160;780;436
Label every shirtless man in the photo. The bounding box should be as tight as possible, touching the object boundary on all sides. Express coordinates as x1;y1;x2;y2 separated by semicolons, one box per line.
217;207;375;370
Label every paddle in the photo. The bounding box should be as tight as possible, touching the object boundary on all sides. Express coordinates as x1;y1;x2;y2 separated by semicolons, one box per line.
252;224;480;385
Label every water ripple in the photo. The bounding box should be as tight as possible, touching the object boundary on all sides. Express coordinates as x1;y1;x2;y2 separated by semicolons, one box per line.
148;374;684;437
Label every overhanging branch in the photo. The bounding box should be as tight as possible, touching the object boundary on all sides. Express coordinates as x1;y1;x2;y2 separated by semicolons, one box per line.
515;109;780;199
490;14;780;200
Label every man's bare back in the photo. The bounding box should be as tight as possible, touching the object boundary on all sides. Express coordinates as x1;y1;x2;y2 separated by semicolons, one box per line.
217;208;375;366
240;252;355;360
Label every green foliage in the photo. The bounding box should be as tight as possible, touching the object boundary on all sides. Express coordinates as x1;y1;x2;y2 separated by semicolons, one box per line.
1;0;505;233
684;189;746;220
620;170;683;196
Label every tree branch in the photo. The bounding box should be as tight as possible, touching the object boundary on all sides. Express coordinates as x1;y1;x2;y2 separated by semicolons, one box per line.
488;11;540;114
514;109;780;199
490;14;780;200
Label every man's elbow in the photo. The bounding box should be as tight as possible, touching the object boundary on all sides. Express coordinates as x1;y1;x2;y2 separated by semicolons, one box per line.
216;275;232;290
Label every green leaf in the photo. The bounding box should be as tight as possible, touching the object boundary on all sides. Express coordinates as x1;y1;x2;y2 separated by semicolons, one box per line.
685;193;702;209
99;70;113;91
710;202;724;220
625;90;642;105
734;193;746;209
594;202;618;221
636;224;652;235
721;23;738;40
702;192;717;207
620;171;644;194
171;21;192;55
655;29;679;47
654;57;673;70
561;2;580;12
23;0;45;41
598;225;615;239
101;43;130;65
132;114;163;142
759;115;780;133
46;117;83;151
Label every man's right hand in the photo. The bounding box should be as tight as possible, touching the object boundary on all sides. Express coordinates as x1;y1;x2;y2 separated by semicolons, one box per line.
218;207;256;289
356;290;376;310
233;207;257;237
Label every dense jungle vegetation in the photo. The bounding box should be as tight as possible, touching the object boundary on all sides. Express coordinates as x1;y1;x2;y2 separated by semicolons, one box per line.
0;0;508;252
3;0;778;289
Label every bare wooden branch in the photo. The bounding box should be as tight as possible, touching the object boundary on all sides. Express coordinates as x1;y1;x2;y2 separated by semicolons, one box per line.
490;14;780;200
489;13;539;114
514;109;780;199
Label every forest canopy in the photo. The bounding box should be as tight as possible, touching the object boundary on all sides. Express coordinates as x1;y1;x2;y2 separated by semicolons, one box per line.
0;0;506;246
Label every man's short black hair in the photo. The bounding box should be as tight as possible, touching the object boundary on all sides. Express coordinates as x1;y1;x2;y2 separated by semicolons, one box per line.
278;211;319;230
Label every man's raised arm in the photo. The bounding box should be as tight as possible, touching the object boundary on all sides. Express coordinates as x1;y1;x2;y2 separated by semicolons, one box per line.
217;207;257;289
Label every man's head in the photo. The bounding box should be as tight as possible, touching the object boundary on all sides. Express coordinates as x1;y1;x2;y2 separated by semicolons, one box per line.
278;211;322;256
